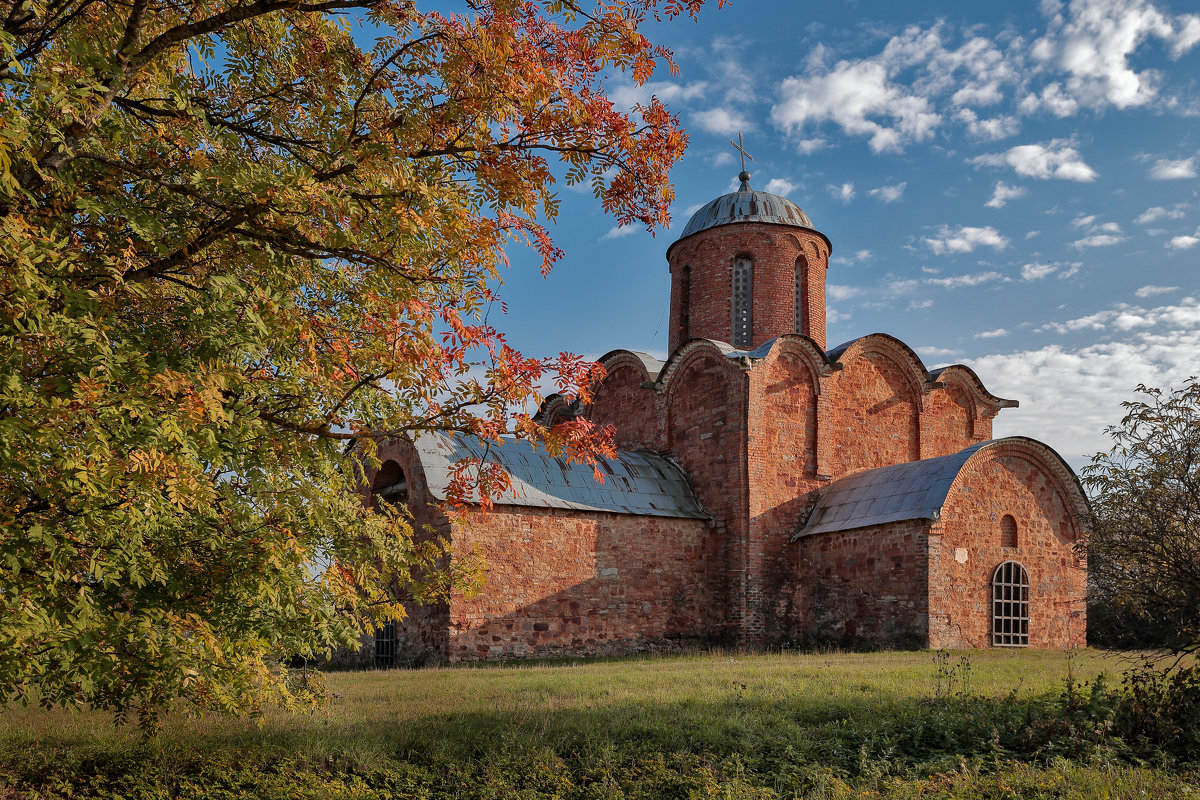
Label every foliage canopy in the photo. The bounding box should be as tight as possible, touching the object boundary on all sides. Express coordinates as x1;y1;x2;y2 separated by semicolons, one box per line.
1083;379;1200;654
0;0;712;723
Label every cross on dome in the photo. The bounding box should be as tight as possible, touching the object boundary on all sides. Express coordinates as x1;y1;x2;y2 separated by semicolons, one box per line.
730;132;753;191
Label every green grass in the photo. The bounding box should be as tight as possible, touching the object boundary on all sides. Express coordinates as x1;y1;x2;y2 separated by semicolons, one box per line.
2;649;1198;799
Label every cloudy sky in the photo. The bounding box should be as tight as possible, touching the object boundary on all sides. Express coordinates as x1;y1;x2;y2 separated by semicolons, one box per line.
491;0;1200;470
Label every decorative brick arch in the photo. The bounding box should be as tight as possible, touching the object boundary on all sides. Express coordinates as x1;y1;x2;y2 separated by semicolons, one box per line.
931;364;1018;416
828;333;931;409
954;437;1091;535
590;349;665;450
752;334;835;393
655;338;741;395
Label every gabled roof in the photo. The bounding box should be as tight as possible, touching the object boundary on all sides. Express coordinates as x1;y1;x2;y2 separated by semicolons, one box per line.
794;442;989;538
414;432;708;519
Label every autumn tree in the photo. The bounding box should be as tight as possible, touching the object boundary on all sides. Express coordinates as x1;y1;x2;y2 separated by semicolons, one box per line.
0;0;714;723
1083;379;1200;654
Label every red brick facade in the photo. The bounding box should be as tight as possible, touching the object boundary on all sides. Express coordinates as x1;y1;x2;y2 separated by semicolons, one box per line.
359;183;1088;664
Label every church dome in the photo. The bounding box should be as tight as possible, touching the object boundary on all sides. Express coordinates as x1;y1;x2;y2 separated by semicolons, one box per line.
677;171;815;240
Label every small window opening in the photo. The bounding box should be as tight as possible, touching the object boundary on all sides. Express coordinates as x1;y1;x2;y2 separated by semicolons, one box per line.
374;621;397;668
1000;514;1018;548
992;561;1030;647
371;460;408;507
794;256;807;335
732;256;753;348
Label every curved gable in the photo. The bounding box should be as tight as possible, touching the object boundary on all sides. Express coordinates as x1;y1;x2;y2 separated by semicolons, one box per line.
796;437;1087;538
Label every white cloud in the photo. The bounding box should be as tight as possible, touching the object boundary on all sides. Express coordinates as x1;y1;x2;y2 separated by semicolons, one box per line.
1022;262;1056;280
795;138;828;154
974;332;1200;466
917;345;962;360
1148;157;1198;179
927;270;1008;287
1025;0;1200;114
1069;215;1127;248
828;182;856;203
1021;260;1083;281
1135;284;1179;297
610;80;708;110
1036;295;1200;334
971;140;1098;181
986;181;1027;208
956;108;1021;140
1134;204;1188;224
764;178;797;195
1167;233;1200;250
909;298;935;310
868;182;907;203
599;225;638;241
834;249;873;266
976;328;1009;338
691;107;754;135
772;59;940;153
922;225;1010;254
827;284;862;301
1072;233;1128;248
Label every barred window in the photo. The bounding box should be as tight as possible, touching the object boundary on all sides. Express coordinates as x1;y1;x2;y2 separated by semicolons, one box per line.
374;621;397;668
1000;514;1018;547
732;256;753;348
795;256;807;335
992;561;1030;647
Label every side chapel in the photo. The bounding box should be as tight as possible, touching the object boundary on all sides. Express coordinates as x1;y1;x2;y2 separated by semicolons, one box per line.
361;162;1089;666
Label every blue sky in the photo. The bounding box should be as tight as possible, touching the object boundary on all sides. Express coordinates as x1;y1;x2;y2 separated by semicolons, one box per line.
488;0;1200;469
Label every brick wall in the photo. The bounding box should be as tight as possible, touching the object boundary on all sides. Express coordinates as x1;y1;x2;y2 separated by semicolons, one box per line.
745;346;825;641
920;383;975;459
821;347;922;476
589;360;662;451
444;506;718;661
928;444;1086;649
664;348;746;642
783;520;931;647
667;223;830;352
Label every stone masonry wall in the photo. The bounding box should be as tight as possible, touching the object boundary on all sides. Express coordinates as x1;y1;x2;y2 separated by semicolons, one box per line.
589;361;662;451
364;438;455;666
820;348;921;477
745;347;825;641
783;520;931;647
444;506;718;661
667;223;830;352
929;447;1086;649
664;348;746;642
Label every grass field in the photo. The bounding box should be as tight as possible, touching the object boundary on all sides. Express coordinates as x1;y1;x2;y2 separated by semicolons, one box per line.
2;648;1198;799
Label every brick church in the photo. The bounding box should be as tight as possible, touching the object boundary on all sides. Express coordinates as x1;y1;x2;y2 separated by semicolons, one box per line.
362;165;1089;666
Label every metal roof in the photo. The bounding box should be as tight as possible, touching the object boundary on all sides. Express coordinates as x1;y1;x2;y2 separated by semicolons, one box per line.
795;442;990;538
414;432;708;519
677;175;816;240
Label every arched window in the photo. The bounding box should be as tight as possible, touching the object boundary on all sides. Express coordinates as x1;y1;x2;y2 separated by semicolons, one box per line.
1000;514;1018;547
794;256;807;335
732;256;753;348
371;460;407;508
374;622;396;668
992;561;1030;647
679;264;691;341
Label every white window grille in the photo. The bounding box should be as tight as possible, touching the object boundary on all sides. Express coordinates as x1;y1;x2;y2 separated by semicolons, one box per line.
992;561;1030;647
